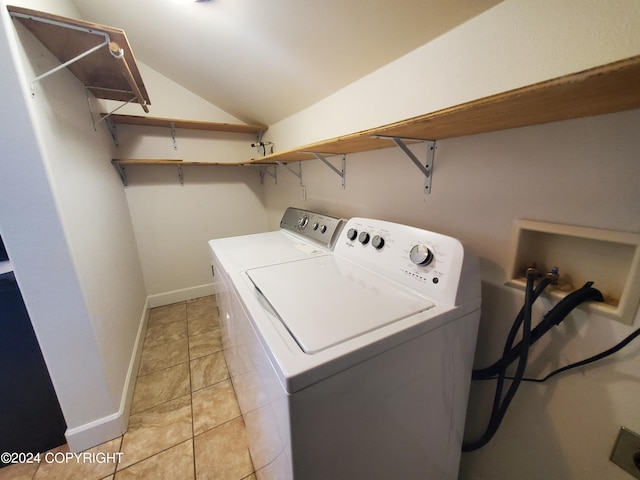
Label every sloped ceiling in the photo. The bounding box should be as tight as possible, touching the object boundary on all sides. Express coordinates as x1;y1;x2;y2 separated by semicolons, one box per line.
70;0;502;125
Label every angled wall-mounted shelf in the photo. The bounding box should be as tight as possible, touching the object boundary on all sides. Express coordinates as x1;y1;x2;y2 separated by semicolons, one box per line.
250;55;640;165
8;5;150;112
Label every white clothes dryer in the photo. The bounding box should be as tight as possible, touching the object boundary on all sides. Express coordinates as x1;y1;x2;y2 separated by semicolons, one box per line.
209;210;481;480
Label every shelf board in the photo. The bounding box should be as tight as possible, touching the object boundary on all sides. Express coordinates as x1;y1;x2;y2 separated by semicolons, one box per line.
112;159;249;166
8;5;150;111
106;114;267;135
251;134;402;163
251;54;640;164
111;159;258;186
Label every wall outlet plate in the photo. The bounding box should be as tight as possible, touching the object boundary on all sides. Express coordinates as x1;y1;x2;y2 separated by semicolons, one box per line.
610;427;640;479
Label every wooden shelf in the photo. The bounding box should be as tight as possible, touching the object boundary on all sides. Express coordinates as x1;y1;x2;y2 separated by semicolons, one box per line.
251;55;640;164
111;159;254;186
8;5;150;112
107;115;267;135
112;159;248;167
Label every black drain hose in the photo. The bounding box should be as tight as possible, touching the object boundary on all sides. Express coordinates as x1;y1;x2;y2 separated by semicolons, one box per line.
472;281;604;381
462;268;537;452
463;278;604;452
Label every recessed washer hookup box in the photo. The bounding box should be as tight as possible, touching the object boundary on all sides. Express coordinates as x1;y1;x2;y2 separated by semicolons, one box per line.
506;219;640;325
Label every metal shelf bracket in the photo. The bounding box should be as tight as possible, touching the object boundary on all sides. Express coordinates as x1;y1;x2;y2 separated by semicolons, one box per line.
169;122;178;150
259;165;277;184
276;161;303;186
114;163;128;187
382;137;435;194
177;165;184;185
255;130;267;145
103;118;119;147
306;153;346;189
113;162;186;186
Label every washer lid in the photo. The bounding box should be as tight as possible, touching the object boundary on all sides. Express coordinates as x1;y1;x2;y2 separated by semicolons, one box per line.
246;256;435;354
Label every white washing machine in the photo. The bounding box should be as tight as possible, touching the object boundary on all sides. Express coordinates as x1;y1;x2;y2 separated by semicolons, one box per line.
209;209;481;480
209;207;344;349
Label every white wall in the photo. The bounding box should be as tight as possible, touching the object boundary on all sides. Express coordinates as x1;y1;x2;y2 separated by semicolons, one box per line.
263;111;640;479
122;164;267;305
106;62;262;166
261;0;640;478
107;63;269;304
266;0;640;150
0;0;267;451
2;0;638;473
105;62;246;123
1;0;148;450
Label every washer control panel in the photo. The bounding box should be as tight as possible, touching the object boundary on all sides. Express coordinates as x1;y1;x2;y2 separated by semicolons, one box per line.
337;218;478;305
280;207;345;249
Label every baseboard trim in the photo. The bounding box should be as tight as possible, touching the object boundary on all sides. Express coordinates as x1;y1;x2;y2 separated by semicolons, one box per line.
148;283;216;308
64;297;150;452
64;284;218;451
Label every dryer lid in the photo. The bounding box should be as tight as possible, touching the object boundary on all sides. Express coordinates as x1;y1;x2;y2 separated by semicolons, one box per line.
246;256;435;354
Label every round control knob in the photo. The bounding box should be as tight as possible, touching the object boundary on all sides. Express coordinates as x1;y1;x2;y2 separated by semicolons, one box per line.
320;225;327;234
372;235;385;250
410;244;434;266
358;231;370;245
298;216;309;229
347;228;358;241
312;222;319;230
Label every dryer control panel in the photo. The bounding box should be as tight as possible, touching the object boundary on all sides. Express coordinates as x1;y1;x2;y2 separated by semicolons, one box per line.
280;207;344;249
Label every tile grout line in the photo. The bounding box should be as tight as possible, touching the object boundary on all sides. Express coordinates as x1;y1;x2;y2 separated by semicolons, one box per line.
115;440;193;477
129;305;190;416
1;300;218;480
139;299;216;478
186;301;198;480
121;302;226;479
137;354;189;379
118;301;192;477
49;298;228;480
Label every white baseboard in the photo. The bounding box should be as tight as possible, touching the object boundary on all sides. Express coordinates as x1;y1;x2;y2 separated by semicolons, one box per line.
148;283;216;308
65;298;150;452
64;284;219;452
64;411;126;453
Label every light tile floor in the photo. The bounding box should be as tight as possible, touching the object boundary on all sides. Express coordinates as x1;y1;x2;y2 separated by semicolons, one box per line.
0;296;255;480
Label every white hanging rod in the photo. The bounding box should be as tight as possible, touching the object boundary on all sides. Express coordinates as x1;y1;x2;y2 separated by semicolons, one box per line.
32;39;108;88
87;88;137;144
